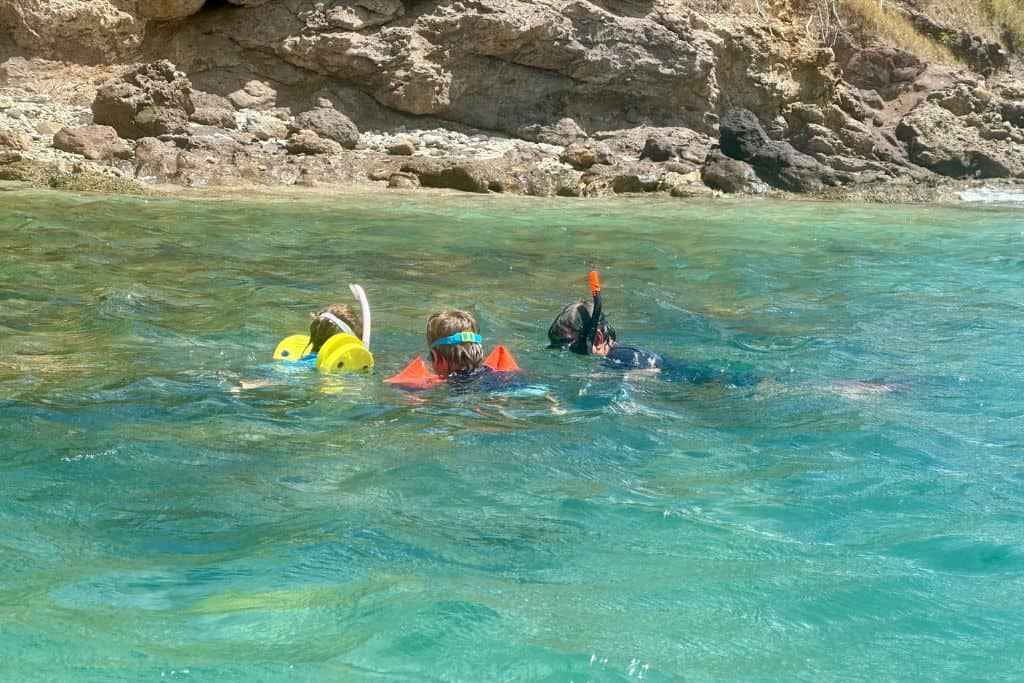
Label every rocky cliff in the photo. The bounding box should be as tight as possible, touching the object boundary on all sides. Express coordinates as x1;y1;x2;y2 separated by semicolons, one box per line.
0;0;1021;198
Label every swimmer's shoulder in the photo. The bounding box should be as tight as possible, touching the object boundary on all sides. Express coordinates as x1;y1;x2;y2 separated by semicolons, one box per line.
604;345;663;370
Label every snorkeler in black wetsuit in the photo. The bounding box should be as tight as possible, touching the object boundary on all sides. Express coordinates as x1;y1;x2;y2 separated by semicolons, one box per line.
547;271;758;386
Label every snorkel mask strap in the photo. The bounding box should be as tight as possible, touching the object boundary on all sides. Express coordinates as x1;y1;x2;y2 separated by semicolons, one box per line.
570;270;603;355
316;311;356;338
430;331;483;348
350;283;371;349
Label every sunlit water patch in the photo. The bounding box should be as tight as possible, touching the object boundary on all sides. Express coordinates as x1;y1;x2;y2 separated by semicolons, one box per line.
1;188;1023;681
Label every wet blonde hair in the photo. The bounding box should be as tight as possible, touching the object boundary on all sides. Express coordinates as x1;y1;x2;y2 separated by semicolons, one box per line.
309;303;362;352
426;308;483;376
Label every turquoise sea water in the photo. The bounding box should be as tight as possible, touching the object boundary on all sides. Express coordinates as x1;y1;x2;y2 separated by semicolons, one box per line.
1;188;1022;681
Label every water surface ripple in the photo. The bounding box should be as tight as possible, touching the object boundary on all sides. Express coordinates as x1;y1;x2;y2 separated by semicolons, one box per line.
1;189;1022;681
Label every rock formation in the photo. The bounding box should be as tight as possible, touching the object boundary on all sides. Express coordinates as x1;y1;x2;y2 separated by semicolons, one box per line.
0;0;1022;198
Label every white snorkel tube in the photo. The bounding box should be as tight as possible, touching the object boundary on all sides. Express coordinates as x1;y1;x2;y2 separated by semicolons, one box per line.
349;283;371;349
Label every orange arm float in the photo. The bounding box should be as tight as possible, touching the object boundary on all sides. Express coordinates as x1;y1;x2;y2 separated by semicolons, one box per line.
384;357;442;388
483;345;520;372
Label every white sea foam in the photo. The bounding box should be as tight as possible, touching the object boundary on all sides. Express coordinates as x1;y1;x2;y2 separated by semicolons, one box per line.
957;186;1024;204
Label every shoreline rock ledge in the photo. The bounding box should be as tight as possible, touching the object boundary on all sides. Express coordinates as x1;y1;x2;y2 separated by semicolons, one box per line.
1;0;1022;201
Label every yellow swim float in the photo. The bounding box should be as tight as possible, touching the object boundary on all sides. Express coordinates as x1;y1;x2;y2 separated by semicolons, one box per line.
272;283;375;374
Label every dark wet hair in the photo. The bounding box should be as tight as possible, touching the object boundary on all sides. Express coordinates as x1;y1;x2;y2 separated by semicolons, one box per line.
309;303;362;352
547;300;616;354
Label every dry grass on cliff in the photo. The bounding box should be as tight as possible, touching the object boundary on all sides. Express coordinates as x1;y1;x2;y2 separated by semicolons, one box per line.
838;0;1024;57
984;0;1024;49
689;0;1019;60
721;0;959;63
916;0;1024;49
839;0;959;63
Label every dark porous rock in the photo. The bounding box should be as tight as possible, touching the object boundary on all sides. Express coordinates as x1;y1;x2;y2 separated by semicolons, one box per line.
640;136;673;162
895;101;1023;178
701;149;766;194
227;80;277;110
52;125;131;160
93;61;195;140
285;129;343;155
719;108;837;192
1002;101;1024;128
388;172;420;188
387;139;417;156
133;137;181;182
0;129;31;151
293;107;360;149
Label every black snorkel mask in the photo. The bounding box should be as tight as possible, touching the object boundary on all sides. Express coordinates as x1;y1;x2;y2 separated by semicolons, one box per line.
569;270;603;355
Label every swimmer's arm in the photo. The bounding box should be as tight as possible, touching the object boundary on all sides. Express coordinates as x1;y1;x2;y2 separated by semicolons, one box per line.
231;379;283;393
622;368;662;380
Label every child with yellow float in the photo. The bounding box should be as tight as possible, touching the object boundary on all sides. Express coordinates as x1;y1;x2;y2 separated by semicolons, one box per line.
272;284;520;388
273;284;375;373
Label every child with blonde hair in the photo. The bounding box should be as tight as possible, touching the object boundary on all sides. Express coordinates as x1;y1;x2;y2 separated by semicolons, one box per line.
386;308;519;388
425;308;484;377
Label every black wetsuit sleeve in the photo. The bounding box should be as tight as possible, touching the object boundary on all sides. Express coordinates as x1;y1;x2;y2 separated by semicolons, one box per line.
604;346;760;386
603;345;663;370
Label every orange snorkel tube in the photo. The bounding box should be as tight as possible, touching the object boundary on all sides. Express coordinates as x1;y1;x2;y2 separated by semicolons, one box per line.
570;270;603;355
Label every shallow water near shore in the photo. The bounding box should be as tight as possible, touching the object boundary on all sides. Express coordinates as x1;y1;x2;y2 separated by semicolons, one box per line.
2;188;1022;681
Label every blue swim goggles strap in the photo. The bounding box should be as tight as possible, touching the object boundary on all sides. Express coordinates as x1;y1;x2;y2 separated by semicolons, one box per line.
430;331;483;348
